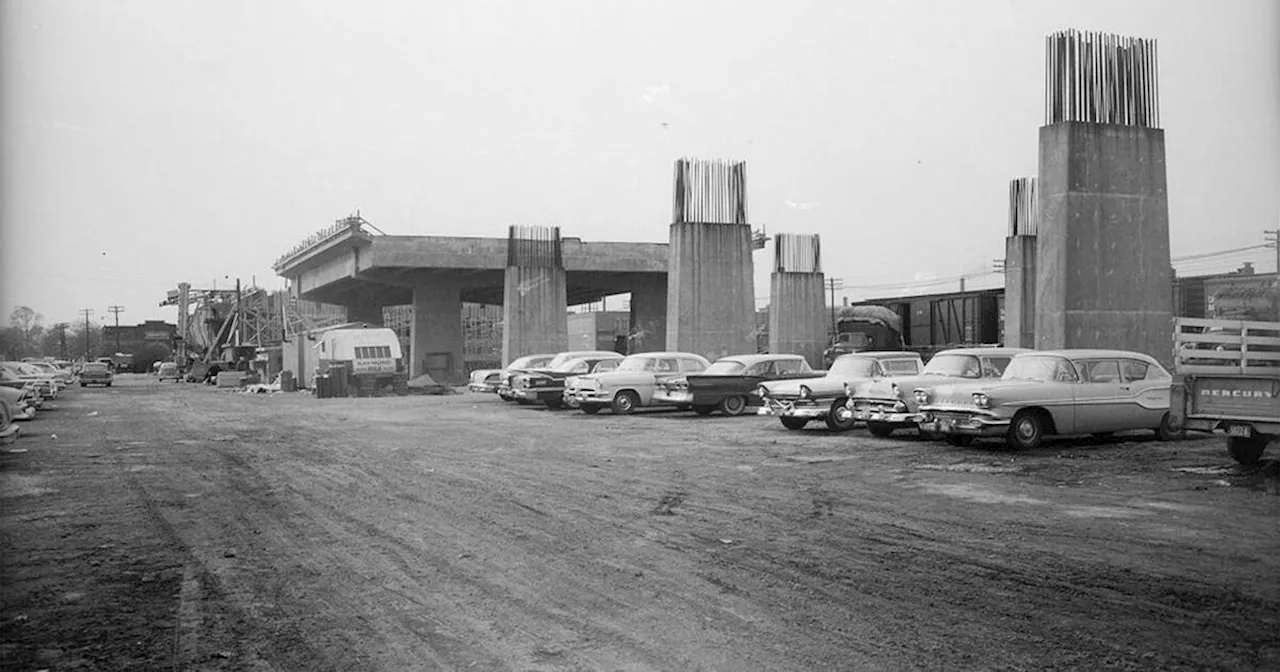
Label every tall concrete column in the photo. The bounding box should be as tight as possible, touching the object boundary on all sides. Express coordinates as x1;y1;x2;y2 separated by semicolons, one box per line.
411;281;465;385
665;158;757;360
502;225;568;363
1035;29;1173;364
628;275;667;353
769;233;827;368
1003;178;1038;348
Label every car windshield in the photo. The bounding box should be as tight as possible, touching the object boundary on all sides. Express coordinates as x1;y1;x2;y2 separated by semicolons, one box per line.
923;354;982;378
553;358;589;373
1003;355;1077;382
705;360;746;374
508;355;548;370
617;356;659;372
829;357;876;377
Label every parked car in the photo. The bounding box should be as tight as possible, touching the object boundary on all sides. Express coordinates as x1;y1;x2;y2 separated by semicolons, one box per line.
846;347;1031;437
509;353;625;408
653;353;816;416
79;362;114;387
916;349;1178;450
25;360;73;387
157;361;182;382
564;351;712;415
0;385;26;443
468;353;554;395
758;352;925;431
0;362;59;399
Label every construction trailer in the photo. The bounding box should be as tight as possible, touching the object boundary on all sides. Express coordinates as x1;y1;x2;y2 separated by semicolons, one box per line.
282;322;374;390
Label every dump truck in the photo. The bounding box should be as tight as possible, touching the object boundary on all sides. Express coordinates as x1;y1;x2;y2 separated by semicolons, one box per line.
1168;317;1280;464
821;305;906;367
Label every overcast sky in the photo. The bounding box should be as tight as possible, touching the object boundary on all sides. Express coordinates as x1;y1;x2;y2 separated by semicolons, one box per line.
2;0;1278;326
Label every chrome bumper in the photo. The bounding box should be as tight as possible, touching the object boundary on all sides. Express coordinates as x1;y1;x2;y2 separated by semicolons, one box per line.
918;412;1009;436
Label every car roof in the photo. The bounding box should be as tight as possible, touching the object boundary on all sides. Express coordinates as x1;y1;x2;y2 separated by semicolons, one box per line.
558;350;623;358
934;347;1034;357
627;351;707;358
1020;349;1162;363
716;353;807;366
837;351;923;360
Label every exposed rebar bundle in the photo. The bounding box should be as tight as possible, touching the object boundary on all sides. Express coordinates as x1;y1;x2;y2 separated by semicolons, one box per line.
1008;177;1039;236
773;233;822;273
1045;29;1160;128
672;158;749;225
507;224;563;268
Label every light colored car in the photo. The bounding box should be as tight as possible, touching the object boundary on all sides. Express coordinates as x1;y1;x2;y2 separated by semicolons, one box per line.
916;349;1178;450
653;353;815;416
0;385;27;443
79;362;114;387
27;360;73;387
758;352;924;431
468;353;555;395
157;361;182;382
510;353;624;408
0;362;59;399
846;347;1031;437
564;351;712;415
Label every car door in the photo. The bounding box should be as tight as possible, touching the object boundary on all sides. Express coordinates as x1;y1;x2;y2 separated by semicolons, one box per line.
1121;358;1171;429
1071;359;1128;433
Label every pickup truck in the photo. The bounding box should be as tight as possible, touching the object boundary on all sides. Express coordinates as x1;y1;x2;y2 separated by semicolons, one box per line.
1168;317;1280;464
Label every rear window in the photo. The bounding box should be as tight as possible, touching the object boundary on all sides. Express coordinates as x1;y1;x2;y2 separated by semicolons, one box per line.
883;359;921;375
84;363;109;372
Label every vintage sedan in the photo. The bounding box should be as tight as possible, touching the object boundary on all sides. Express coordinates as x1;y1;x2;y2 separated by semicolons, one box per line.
653;353;815;416
0;385;23;444
79;361;115;387
0;361;59;398
758;352;924;431
916;349;1178;450
564;351;712;415
468;353;554;396
510;353;624;408
846;347;1031;437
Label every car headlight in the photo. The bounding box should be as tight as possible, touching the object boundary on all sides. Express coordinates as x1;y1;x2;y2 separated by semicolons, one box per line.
799;385;812;399
914;389;930;404
972;392;990;409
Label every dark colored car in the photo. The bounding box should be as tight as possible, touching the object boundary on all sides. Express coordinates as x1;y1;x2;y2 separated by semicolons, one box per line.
653;354;816;416
80;362;114;387
509;354;624;408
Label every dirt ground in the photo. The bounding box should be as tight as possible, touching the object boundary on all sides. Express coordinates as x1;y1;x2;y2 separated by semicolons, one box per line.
1;376;1278;671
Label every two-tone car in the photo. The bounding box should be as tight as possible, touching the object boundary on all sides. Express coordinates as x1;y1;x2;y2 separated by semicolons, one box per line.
846;347;1030;437
916;349;1179;450
496;353;558;401
468;354;555;396
564;351;712;415
758;351;924;431
509;352;624;408
653;353;815;416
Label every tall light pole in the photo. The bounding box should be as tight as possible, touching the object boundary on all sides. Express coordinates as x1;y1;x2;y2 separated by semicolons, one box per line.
107;305;125;354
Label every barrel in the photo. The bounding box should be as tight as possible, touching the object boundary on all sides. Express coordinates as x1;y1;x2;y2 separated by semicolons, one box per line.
280;370;295;393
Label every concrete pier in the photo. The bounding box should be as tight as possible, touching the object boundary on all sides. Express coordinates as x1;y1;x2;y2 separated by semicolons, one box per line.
502;225;568;363
769;233;827;368
1034;30;1173;363
665;158;757;360
1003;178;1038;348
411;280;465;385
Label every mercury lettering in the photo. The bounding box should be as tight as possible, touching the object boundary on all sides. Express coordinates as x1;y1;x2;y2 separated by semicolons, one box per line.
1199;389;1275;398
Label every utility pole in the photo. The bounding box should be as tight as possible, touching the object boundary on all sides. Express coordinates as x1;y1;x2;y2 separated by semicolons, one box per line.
79;309;94;360
107;305;125;354
235;278;244;346
1265;227;1279;274
825;277;844;338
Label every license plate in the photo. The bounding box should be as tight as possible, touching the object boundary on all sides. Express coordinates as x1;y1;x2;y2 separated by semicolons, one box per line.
1227;425;1253;438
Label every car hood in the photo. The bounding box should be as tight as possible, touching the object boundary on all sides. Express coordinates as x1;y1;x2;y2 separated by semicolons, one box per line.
763;373;856;398
922;379;1047;406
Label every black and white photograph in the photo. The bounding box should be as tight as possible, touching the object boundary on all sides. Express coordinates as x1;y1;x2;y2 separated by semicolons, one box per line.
1;1;1278;669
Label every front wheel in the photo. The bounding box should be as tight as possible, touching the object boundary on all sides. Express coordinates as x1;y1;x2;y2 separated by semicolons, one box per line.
611;391;640;415
780;416;809;431
867;421;895;438
719;395;748;417
1227;435;1268;465
825;398;857;432
1006;411;1044;451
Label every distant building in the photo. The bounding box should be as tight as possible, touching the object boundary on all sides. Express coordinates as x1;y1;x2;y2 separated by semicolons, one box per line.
101;320;178;372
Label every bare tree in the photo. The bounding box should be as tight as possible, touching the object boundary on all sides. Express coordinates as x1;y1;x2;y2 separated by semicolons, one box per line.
8;306;44;358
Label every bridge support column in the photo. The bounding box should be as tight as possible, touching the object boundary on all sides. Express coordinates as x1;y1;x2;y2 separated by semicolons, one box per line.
665;158;756;361
411;282;465;385
769;233;827;368
628;275;667;353
502;226;568;363
1003;178;1038;348
1034;31;1172;364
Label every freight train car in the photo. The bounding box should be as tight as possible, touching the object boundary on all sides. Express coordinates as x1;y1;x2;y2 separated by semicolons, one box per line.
853;287;1003;357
